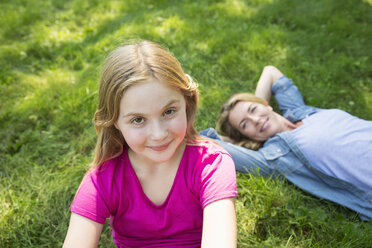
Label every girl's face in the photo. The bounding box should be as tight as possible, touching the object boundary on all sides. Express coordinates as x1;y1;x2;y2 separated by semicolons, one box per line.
228;101;283;141
115;79;188;165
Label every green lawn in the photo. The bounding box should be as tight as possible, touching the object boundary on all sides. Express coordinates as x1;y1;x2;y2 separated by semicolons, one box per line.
1;0;372;247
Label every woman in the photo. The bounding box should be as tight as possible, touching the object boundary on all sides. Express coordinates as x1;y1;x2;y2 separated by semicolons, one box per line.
201;65;372;221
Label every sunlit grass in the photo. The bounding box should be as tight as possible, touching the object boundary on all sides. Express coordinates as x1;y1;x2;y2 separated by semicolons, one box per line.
214;0;255;16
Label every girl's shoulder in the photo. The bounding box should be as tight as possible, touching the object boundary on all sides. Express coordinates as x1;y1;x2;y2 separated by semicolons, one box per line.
186;138;231;159
87;149;127;178
187;138;223;148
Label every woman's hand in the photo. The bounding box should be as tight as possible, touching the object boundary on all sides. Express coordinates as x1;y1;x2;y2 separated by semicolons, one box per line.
201;198;237;248
255;65;284;102
62;213;104;248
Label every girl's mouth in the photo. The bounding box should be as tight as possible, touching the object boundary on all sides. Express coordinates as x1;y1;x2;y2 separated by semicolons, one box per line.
147;141;172;151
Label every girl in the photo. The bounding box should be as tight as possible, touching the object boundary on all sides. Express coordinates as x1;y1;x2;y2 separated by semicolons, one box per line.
201;65;372;221
63;41;238;247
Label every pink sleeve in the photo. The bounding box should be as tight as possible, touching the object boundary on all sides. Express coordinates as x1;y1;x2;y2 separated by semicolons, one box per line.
199;151;238;208
70;169;111;224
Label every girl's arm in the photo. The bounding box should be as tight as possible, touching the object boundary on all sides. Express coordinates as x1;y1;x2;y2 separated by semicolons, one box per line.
255;65;284;102
62;213;104;248
201;198;237;248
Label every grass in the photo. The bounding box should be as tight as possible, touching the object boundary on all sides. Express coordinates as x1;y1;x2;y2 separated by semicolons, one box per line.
1;0;372;247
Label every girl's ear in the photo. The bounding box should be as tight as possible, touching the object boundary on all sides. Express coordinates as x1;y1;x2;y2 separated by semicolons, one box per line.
114;122;119;130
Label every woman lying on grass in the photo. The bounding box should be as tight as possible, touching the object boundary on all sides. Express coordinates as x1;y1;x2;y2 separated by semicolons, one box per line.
201;65;372;221
63;41;237;248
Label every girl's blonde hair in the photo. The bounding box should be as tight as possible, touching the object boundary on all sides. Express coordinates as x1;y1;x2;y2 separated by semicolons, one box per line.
92;40;199;167
217;93;268;150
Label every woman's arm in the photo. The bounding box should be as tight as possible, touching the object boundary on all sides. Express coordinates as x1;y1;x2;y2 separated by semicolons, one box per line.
62;213;104;248
200;128;279;177
201;198;237;248
255;65;284;102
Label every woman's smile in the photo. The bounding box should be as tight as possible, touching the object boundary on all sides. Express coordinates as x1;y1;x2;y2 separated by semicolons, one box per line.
260;117;270;132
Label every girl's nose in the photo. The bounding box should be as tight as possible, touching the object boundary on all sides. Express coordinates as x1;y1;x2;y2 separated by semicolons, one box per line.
150;121;168;141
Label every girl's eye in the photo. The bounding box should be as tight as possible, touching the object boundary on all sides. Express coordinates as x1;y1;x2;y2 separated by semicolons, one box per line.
163;108;176;117
131;117;144;125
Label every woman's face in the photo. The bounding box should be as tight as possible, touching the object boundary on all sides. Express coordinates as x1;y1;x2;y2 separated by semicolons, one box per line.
228;101;283;141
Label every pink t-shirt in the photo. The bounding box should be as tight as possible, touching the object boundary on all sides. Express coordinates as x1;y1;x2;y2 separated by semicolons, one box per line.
71;141;237;247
